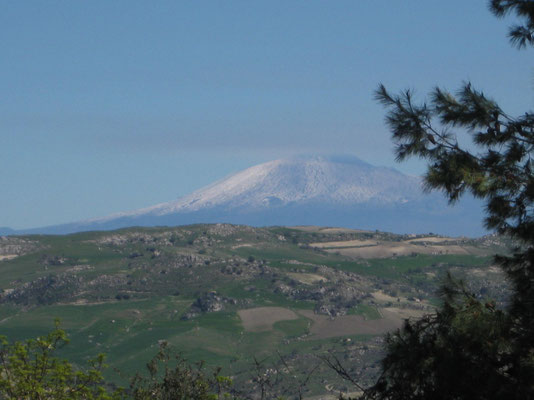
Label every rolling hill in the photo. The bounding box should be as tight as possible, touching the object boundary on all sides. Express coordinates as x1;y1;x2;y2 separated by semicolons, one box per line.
0;224;509;397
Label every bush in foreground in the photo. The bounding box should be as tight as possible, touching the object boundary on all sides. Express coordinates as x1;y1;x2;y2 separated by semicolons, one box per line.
0;322;236;400
0;320;121;400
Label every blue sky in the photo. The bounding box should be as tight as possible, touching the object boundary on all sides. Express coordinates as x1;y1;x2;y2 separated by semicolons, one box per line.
2;1;532;229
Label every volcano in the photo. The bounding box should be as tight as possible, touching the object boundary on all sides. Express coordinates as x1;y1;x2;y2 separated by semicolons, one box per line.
21;155;485;236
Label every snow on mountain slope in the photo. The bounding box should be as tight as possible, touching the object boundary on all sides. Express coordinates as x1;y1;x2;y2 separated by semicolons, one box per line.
101;155;424;219
20;155;485;236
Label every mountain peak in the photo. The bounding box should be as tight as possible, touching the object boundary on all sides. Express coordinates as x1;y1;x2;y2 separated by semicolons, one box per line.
288;154;372;166
120;154;422;218
19;154;485;237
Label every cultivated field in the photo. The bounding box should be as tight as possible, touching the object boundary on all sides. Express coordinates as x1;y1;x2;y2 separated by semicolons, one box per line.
312;237;486;258
238;306;298;331
300;309;402;338
310;239;378;248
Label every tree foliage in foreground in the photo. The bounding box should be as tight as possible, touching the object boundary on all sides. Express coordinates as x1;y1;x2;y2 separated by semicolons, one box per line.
364;1;534;399
128;341;234;400
0;320;121;400
0;323;235;400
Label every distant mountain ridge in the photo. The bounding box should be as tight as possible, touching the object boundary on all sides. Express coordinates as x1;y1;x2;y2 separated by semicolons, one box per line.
10;155;486;236
0;227;16;236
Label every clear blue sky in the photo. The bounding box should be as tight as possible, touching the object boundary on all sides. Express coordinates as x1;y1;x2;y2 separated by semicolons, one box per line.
1;1;532;229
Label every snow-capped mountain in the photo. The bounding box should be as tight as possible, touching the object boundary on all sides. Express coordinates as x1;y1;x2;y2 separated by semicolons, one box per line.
101;155;423;218
21;155;486;236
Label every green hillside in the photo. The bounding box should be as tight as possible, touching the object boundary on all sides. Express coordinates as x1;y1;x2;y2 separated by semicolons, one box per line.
0;225;510;398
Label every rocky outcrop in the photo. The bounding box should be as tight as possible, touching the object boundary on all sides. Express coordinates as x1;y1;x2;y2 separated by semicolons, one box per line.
181;291;237;320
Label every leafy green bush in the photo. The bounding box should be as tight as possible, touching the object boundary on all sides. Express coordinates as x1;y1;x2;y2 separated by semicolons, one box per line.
128;341;235;400
0;322;236;400
0;320;121;400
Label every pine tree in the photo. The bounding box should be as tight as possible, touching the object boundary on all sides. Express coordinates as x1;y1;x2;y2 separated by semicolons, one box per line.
365;1;534;399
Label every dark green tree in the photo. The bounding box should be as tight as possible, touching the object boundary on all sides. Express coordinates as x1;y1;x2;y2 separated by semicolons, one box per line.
364;1;534;399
